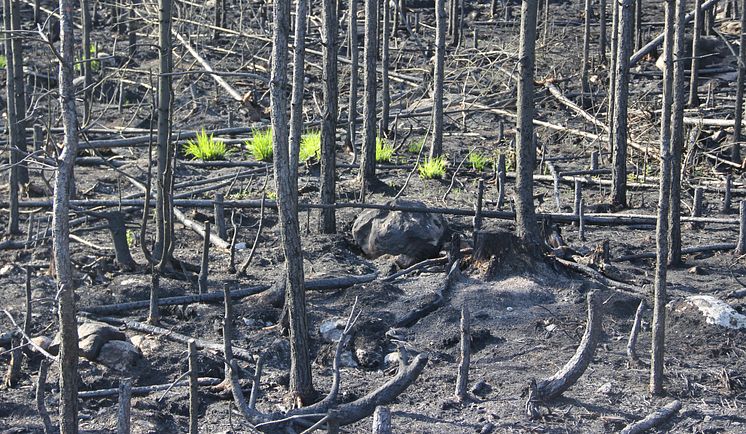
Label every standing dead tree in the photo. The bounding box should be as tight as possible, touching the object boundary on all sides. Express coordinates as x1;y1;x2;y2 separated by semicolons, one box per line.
611;0;633;208
515;0;541;246
270;0;314;403
360;0;379;186
3;0;21;235
668;0;688;266
288;0;307;206
55;0;82;430
320;0;338;233
732;0;746;163
651;0;676;397
688;0;703;107
155;0;175;270
430;0;446;158
346;0;360;163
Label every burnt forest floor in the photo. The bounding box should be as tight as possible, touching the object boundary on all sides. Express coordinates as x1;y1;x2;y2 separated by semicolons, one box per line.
1;0;746;433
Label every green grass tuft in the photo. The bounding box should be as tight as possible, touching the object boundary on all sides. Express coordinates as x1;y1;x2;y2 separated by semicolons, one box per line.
0;55;6;69
375;137;395;163
300;131;321;162
469;151;490;172
183;129;227;161
419;156;447;179
407;138;425;154
248;128;273;162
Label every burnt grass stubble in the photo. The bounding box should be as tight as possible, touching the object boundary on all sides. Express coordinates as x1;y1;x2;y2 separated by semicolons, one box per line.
1;0;746;433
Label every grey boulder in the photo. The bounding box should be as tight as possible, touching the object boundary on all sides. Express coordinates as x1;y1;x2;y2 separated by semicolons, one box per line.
352;200;448;267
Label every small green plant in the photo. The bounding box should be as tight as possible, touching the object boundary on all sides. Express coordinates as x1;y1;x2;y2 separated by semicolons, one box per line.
419;156;447;179
266;190;277;200
0;55;6;69
126;229;135;248
469;151;490;172
300;131;321;162
407;138;425;154
183;129;227;161
375;137;395;163
248;128;273;161
74;45;100;73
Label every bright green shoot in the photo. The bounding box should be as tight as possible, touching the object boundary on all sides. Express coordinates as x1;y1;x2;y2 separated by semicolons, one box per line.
184;129;227;161
419;156;447;179
375;137;395;163
0;55;6;69
469;151;490;172
300;130;321;162
248;128;273;162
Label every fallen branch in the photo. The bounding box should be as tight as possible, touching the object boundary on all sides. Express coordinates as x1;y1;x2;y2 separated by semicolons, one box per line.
87;315;257;363
79;377;222;399
173;31;245;102
554;258;639;293
395;260;463;328
526;291;602;418
627;300;645;367
615;243;737;262
620;400;682;434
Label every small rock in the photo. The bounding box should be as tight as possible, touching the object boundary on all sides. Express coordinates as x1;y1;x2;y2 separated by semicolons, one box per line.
506;307;514;312
234;242;247;250
130;335;160;357
480;422;495;434
545;324;557;333
383;351;400;366
471;380;492;397
77;321;127;360
0;264;16;276
319;318;346;343
688;266;708;275
596;382;614;395
29;336;52;353
96;340;141;373
339;351;358;368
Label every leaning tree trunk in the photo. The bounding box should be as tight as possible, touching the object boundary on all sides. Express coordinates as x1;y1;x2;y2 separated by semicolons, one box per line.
346;0;360;163
611;0;633;208
668;0;688;266
360;0;379;182
381;0;391;133
688;0;703;108
515;0;541;246
320;0;338;233
271;0;314;403
732;0;746;163
430;0;446;158
651;0;676;397
56;0;81;431
288;0;308;206
155;0;175;269
3;0;20;235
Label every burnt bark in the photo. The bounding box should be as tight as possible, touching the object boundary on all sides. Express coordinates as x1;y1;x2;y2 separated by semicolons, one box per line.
321;0;339;233
430;0;446;158
611;0;632;208
360;0;379;181
668;0;687;266
515;0;541;246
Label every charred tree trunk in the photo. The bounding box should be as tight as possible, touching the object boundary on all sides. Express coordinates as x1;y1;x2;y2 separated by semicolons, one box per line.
688;0;703;108
10;0;27;185
732;0;746;163
346;0;359;163
651;0;676;397
80;0;92;125
381;0;391;133
607;0;619;157
611;0;632;208
599;0;607;63
155;0;175;269
320;0;338;233
668;0;687;267
515;0;541;246
56;0;81;430
360;0;379;182
580;0;592;107
430;0;446;158
289;0;307;208
3;0;20;235
271;0;314;403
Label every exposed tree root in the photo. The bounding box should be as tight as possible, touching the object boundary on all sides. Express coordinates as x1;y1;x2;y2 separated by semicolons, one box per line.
526;290;602;419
